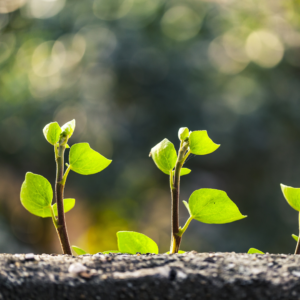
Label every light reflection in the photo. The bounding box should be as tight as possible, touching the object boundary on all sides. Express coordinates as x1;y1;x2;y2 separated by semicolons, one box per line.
57;34;86;69
246;30;284;68
121;0;162;28
24;0;65;19
32;40;65;77
0;0;27;14
161;5;203;41
208;35;248;74
93;0;133;20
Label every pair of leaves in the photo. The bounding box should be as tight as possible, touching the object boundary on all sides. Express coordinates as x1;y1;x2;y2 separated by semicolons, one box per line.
150;130;219;175
72;231;159;256
21;143;111;217
43;120;76;145
20;173;75;218
183;188;246;224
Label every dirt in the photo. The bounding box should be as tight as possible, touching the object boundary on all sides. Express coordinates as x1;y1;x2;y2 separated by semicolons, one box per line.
0;252;300;300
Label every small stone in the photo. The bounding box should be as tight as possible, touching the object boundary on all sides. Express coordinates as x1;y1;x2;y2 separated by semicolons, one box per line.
292;271;300;277
68;263;87;274
25;253;35;261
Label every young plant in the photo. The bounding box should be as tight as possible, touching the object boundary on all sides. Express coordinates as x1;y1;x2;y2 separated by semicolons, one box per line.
20;120;112;255
280;184;300;254
150;127;246;254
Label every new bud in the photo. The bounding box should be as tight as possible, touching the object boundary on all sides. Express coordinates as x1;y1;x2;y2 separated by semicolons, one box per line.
178;127;189;141
60;119;76;140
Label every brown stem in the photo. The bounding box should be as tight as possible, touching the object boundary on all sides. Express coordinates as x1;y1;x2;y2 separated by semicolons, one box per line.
170;141;189;254
54;143;72;255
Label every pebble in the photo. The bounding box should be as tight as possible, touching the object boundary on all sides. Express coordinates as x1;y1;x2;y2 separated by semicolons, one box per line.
68;263;87;274
25;253;35;261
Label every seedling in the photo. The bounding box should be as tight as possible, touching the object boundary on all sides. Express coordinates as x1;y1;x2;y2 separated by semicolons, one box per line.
20;120;112;255
280;184;300;254
149;128;246;254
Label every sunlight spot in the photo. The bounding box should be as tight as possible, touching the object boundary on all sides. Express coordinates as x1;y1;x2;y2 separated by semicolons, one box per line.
245;30;284;68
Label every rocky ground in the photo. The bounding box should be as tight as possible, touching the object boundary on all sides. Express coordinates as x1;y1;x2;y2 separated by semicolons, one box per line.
1;252;300;299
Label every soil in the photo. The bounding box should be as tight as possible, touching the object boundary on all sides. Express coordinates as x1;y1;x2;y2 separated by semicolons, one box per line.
0;251;300;300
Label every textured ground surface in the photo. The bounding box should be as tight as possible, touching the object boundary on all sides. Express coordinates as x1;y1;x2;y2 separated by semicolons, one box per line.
1;252;300;300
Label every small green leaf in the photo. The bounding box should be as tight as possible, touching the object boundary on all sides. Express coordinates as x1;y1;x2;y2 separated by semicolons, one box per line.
165;250;186;254
189;188;246;224
72;246;88;255
281;184;300;211
69;143;112;175
61;119;76;139
178;127;189;141
117;231;159;254
248;248;264;254
42;199;75;218
20;172;53;218
150;139;177;174
43;122;61;145
183;200;191;215
292;234;299;242
173;168;191;177
102;250;120;254
66;144;70;149
189;131;220;155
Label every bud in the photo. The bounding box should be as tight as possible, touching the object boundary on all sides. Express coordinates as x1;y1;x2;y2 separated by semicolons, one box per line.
178;127;189;141
60;119;76;139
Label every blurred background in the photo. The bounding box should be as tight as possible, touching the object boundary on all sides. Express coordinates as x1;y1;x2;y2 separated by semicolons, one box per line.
0;0;299;255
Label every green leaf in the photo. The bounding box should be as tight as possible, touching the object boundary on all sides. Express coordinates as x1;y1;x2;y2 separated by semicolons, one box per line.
66;144;70;149
72;246;88;255
165;250;186;254
292;234;299;242
42;199;75;218
43;122;61;145
117;231;159;254
178;127;189;141
248;248;264;254
61;119;76;139
189;188;246;224
183;200;191;214
281;184;300;211
69;143;112;175
189;131;220;155
102;250;120;254
20;172;53;218
173;168;191;177
150;139;177;174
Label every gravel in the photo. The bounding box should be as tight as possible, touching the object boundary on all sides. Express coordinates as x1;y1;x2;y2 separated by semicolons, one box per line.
0;252;300;299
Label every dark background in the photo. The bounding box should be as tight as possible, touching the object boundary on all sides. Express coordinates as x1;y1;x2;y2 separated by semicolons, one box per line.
0;0;299;254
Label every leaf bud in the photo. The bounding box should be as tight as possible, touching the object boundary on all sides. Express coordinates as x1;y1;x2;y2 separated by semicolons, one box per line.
178;127;189;141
